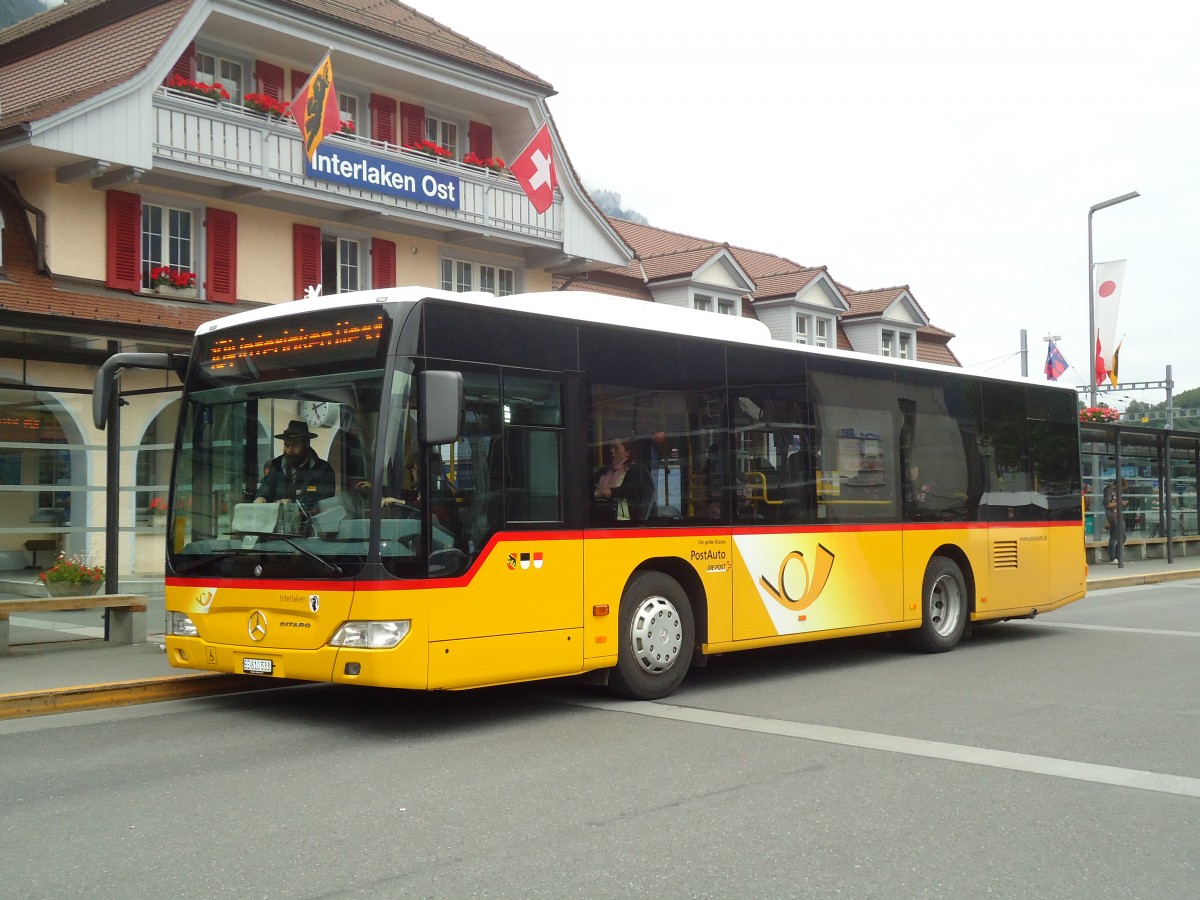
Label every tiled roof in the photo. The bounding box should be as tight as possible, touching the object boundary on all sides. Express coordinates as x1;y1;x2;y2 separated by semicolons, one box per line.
599;216;959;364
276;1;552;90
0;0;552;131
0;0;189;130
752;268;827;300
840;286;910;317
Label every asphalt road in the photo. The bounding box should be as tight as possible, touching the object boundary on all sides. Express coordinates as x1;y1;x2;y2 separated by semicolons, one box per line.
2;580;1197;898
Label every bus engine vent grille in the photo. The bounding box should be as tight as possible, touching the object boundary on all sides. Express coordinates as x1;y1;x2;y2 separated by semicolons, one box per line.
992;540;1019;569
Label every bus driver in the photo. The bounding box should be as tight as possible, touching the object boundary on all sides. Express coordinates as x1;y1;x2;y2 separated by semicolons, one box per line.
253;420;336;514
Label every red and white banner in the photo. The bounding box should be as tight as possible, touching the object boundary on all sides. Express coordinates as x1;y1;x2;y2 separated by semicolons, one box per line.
289;53;340;163
1093;259;1126;386
510;122;558;214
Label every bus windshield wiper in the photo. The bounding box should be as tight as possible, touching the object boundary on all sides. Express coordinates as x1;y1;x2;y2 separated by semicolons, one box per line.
238;531;344;576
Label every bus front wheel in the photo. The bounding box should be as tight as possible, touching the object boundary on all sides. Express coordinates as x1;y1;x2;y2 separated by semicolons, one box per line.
903;557;968;653
608;572;695;700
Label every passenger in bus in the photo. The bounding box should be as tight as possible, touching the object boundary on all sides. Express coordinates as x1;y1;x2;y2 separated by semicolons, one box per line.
593;437;654;522
253;420;336;515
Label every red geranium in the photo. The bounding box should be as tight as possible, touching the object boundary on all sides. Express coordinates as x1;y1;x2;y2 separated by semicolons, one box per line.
243;92;289;117
462;151;506;172
150;266;196;289
407;139;453;159
167;73;230;102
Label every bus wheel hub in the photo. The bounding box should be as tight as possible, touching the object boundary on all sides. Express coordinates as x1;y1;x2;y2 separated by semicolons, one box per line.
629;595;683;674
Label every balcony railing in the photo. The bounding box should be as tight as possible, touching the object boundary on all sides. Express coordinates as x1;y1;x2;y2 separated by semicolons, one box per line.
151;88;561;244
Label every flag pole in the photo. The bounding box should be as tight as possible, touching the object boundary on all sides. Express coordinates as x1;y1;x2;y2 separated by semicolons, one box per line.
1087;191;1139;407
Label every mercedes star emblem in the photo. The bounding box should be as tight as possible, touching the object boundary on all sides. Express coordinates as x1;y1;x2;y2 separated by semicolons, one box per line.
248;610;268;642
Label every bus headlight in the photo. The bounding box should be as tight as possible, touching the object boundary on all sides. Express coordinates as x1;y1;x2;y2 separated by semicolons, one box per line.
329;620;411;649
168;612;198;637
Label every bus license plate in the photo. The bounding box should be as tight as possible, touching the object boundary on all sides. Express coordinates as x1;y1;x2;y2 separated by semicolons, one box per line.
243;657;273;675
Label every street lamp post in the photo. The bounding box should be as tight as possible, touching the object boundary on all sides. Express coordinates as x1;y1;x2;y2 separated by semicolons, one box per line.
1088;191;1139;407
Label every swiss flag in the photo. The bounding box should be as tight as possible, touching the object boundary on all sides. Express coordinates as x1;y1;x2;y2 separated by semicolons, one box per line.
510;122;557;214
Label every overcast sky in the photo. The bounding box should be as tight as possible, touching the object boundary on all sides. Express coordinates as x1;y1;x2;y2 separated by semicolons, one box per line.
413;0;1198;404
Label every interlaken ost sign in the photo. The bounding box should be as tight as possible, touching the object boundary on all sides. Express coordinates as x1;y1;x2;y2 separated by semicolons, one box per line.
304;143;461;209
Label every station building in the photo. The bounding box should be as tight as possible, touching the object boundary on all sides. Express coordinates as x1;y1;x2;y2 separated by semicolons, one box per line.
0;0;960;580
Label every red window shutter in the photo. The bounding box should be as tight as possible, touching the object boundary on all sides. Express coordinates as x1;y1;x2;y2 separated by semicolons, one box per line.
105;190;141;292
205;209;238;304
399;102;425;148
255;61;285;101
371;239;396;290
293;224;322;299
291;70;307;98
166;42;195;84
370;94;397;145
468;121;493;160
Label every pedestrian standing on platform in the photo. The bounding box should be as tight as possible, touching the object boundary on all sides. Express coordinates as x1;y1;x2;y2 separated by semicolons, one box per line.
1104;477;1129;564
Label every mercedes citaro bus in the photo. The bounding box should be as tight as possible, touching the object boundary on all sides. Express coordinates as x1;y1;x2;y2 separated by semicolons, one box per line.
95;287;1086;699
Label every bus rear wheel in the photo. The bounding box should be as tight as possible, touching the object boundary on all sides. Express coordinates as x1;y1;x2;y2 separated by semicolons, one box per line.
608;572;695;700
903;557;968;653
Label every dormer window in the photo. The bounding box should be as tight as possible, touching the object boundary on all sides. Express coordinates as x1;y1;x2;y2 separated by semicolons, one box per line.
794;313;832;346
695;292;737;316
882;329;914;359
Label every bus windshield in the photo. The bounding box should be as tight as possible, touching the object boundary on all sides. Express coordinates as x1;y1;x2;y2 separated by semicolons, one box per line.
169;369;392;579
165;303;451;579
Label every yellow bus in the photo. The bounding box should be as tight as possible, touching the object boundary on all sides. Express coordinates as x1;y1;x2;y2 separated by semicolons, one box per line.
96;288;1087;699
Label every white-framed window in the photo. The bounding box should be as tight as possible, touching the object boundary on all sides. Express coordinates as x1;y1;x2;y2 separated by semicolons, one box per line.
195;52;244;102
695;291;737;315
882;330;894;357
322;236;362;294
795;314;808;344
142;201;196;290
338;93;359;132
479;264;515;297
899;333;911;359
815;317;830;348
442;257;517;296
426;115;460;157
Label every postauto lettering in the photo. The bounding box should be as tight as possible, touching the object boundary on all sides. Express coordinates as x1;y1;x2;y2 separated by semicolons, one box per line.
306;145;460;209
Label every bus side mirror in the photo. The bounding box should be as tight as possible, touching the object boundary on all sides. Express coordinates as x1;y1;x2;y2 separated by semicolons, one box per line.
419;370;463;446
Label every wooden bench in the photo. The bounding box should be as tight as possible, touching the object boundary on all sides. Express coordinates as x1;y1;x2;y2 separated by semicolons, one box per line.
0;594;147;655
24;539;58;569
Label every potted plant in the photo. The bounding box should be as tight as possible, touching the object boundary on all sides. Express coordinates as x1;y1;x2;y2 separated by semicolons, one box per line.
150;266;197;297
406;139;453;160
166;73;230;103
462;151;506;173
243;92;289;118
148;496;168;525
1080;406;1121;423
338;119;356;136
38;553;105;598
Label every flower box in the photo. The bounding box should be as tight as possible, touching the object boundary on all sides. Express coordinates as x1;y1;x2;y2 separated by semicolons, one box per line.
243;92;289;118
154;284;198;299
167;74;230;103
45;580;102;598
